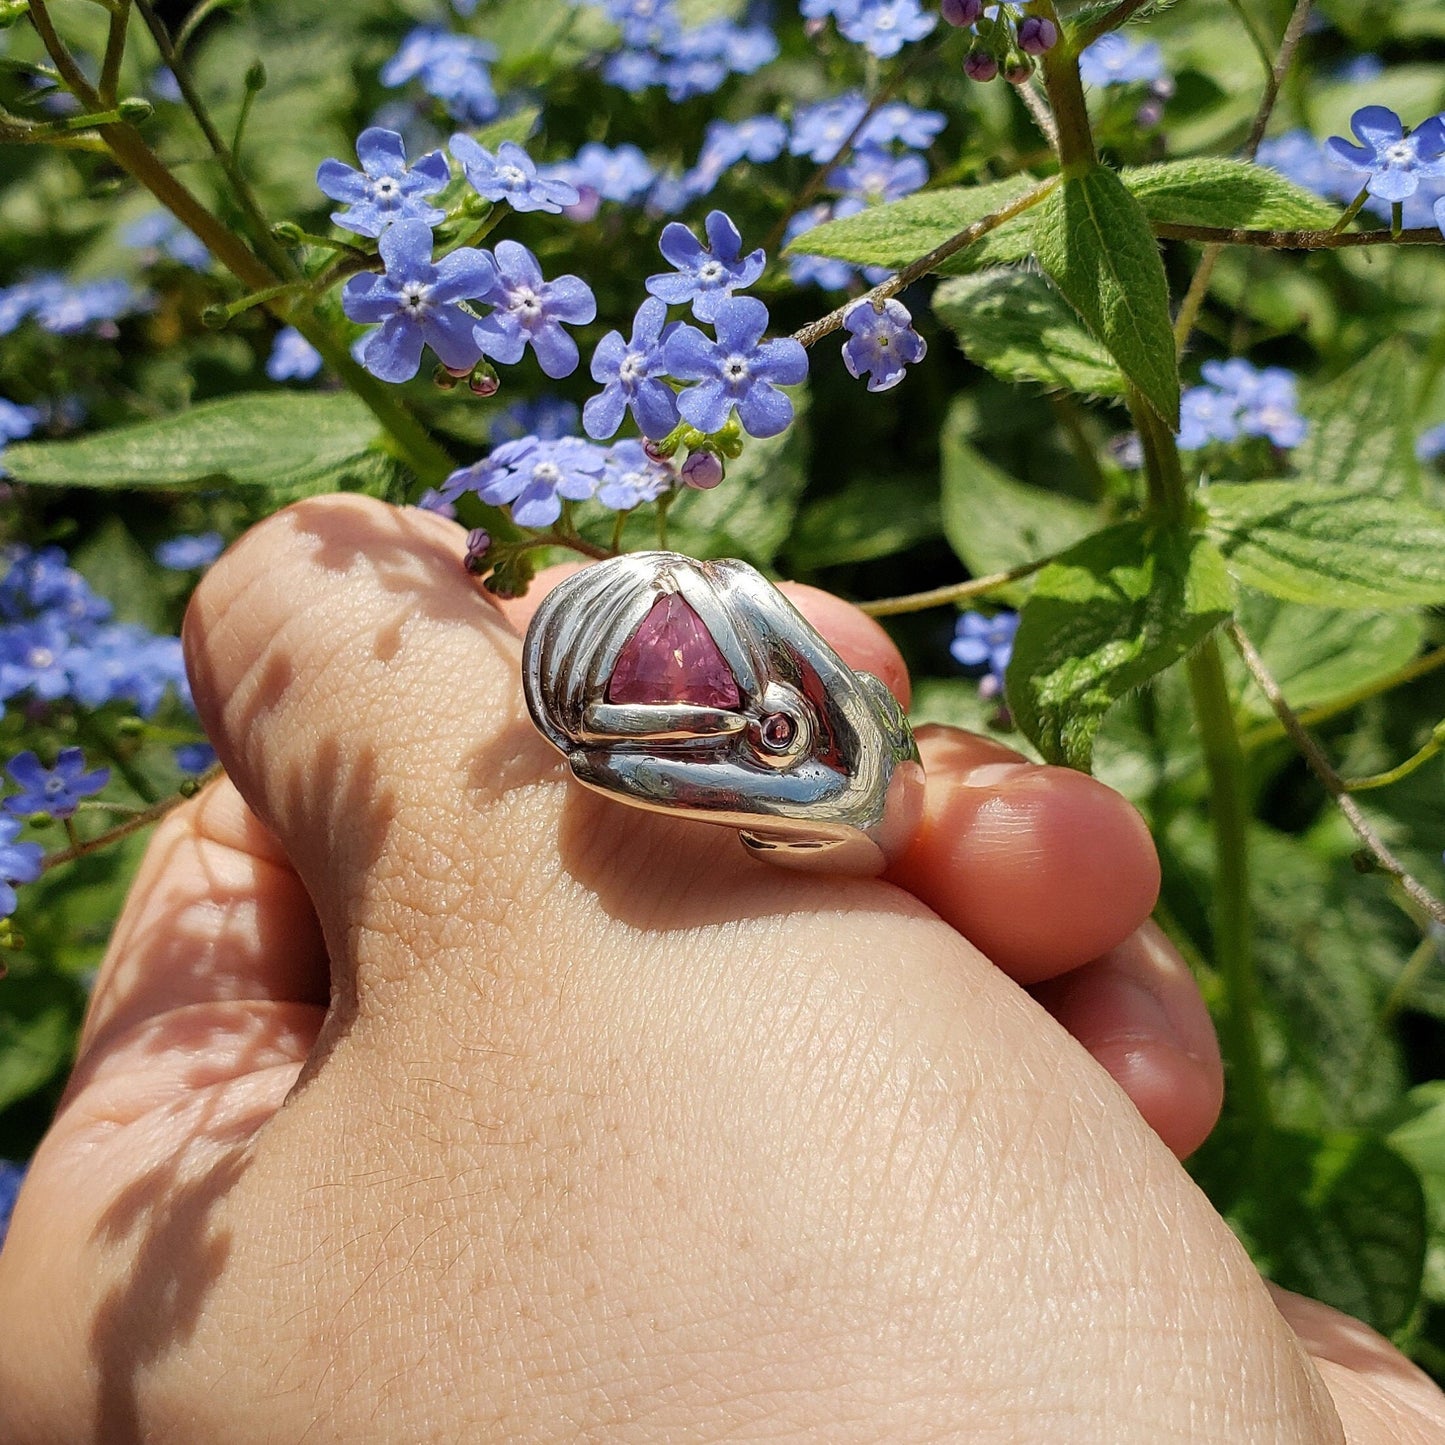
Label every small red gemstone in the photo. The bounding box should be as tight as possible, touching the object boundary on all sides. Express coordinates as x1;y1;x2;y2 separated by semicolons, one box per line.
607;593;741;709
760;713;795;750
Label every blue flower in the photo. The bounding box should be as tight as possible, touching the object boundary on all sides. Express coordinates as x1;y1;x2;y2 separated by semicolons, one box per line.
841;297;927;392
583;297;681;441
317;127;451;239
790;95;870;163
646;210;765;324
603;49;665;93
0;545;109;628
343;218;495;382
861;100;946;151
1078;32;1167;88
600;0;683;49
663;295;808;439
174;742;217;774
0;398;41;443
380;27;499;123
266;326;323;382
4;748;109;819
548;143;656;205
1326;106;1445;205
951;610;1018;699
0;1160;25;1242
1177;359;1307;451
445;436;609;528
0;619;83;703
596;439;676;510
492;396;580;442
682;116;789;195
836;0;936;58
829;146;928;204
1418;422;1445;463
450;137;579;214
155;532;224;571
472;240;596;379
121;211;211;270
0;274;147;337
0;819;42;918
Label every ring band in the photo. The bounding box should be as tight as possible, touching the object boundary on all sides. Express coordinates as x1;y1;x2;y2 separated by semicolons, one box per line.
521;551;924;875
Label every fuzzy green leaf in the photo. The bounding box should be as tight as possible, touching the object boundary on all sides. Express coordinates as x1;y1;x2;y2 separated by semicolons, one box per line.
1297;341;1421;498
787;472;939;570
933;270;1126;397
3;392;383;492
939;400;1098;601
1129;157;1341;231
1205;482;1445;609
780;175;1043;270
1033;166;1181;427
1005;523;1235;769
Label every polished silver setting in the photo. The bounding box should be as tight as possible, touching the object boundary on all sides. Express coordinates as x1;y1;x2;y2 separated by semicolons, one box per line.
522;551;924;875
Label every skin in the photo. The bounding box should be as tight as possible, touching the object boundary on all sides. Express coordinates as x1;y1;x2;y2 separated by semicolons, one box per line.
0;493;1441;1443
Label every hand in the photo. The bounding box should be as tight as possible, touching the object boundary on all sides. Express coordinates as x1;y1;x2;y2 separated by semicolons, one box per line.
0;495;1440;1443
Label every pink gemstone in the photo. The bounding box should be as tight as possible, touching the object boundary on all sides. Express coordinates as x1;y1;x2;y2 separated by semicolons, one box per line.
607;593;741;709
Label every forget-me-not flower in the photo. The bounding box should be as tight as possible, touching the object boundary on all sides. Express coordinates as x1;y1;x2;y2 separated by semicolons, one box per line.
472;240;596;379
381;28;499;122
0;819;42;918
646;210;765;324
1078;32;1167;88
837;0;936;58
583;297;681;441
841;297;927;392
596;439;675;510
663;295;808;439
951;610;1018;699
450;137;579;214
155;533;224;571
449;436;609;527
266;326;323;382
343;218;495;382
4;748;110;819
1326;106;1445;204
317;127;451;238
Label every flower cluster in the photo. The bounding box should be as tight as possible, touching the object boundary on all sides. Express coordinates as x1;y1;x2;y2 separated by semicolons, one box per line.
1077;32;1174;127
804;0;936;59
1178;359;1307;452
1259;106;1445;234
380;27;500;123
582;0;779;102
3;748;109;821
941;1;1056;84
0;545;190;718
0;273;147;338
440;433;677;528
319;131;596;385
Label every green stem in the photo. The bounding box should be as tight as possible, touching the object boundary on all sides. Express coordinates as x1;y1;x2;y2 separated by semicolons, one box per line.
1035;4;1096;177
74;712;159;805
1344;725;1445;794
1131;386;1188;521
1186;639;1272;1140
860;554;1052;617
98;0;130;105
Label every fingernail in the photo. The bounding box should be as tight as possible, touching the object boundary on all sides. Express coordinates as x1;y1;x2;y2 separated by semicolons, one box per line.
1097;974;1177;1046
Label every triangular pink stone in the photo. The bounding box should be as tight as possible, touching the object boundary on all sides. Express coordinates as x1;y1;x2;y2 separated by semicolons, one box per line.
607;593;741;709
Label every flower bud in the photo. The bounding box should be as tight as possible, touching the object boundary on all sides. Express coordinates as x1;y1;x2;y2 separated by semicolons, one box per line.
468;363;500;397
1004;56;1034;84
464;528;492;573
680;450;725;490
964;49;999;81
940;0;983;26
1017;16;1058;54
117;97;155;122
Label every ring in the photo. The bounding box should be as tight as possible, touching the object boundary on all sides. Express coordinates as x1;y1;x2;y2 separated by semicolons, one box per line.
521;551;924;875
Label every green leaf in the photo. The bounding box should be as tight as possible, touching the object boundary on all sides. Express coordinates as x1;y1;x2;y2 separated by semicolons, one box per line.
1204;482;1445;609
1128;157;1341;232
1296;341;1421;499
467;106;542;151
908;679;1043;760
1005;523;1235;769
1387;1082;1445;1305
1213;1127;1427;1336
0;975;82;1114
939;398;1099;601
3;392;382;492
1033;165;1181;427
71;516;175;631
1230;593;1426;723
786;473;939;570
781;174;1043;270
933;270;1126;398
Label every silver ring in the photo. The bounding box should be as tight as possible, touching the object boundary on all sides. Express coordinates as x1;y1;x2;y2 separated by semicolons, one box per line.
521;551;924;875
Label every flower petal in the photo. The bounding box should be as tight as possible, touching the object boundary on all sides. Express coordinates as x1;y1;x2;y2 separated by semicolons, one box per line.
735;380;793;438
316;159;368;204
492;238;543;289
661;323;718;380
677;377;732;433
472;313;527;365
657;221;707;269
751;336;809;386
711;295;769;352
356;127;410;175
424;306;484;371
530;321;581;378
702;209;745;263
1351;105;1404;152
363;314;426;382
583;383;627;440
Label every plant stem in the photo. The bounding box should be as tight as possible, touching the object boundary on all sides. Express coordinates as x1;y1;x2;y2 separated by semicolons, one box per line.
1186;637;1273;1140
1036;4;1096;177
1131;386;1188;521
42;775;219;871
1344;726;1445;794
1228;621;1445;930
98;0;131;105
791;175;1059;347
861;555;1052;617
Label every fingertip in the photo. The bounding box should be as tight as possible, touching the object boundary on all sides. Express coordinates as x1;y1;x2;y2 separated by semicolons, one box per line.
889;726;1160;982
777;582;911;709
